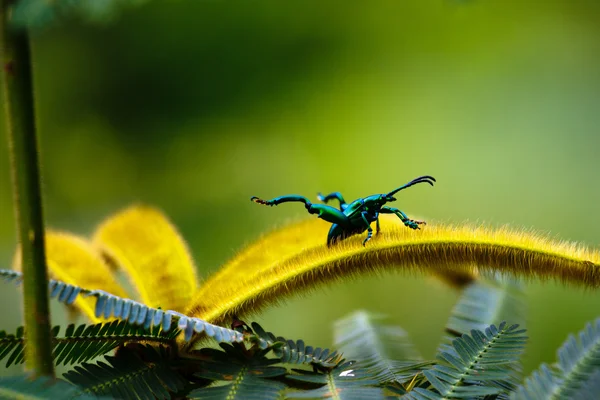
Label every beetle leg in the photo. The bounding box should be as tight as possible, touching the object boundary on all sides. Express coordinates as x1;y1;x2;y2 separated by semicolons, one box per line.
376;218;381;235
317;192;348;211
251;195;349;226
381;206;425;230
251;195;311;207
361;211;373;246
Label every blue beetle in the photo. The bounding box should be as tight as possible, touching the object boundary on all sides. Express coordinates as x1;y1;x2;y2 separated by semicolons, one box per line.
251;175;435;246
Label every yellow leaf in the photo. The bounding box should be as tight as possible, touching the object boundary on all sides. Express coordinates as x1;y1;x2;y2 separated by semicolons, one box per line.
185;215;600;329
13;232;129;323
93;205;199;312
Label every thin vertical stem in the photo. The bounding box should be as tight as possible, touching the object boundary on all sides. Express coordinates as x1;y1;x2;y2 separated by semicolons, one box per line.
1;0;54;376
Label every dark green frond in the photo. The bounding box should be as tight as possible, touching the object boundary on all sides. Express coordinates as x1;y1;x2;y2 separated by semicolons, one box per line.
189;341;288;400
0;268;244;345
53;320;179;366
401;387;444;400
0;375;97;399
426;322;527;399
513;317;600;399
250;322;343;368
189;381;286;400
0;326;27;367
0;320;179;368
64;344;187;399
286;361;384;400
333;310;424;385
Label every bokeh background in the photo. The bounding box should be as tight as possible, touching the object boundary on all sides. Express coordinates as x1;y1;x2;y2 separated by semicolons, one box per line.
1;0;600;376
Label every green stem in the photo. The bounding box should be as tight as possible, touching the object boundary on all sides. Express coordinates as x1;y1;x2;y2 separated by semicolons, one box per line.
1;1;54;376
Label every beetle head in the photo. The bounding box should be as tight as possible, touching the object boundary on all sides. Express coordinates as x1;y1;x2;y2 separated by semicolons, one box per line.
363;194;388;208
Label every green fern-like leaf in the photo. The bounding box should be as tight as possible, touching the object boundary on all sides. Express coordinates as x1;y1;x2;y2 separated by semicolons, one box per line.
566;369;600;400
333;310;428;385
64;344;186;399
401;387;444;400
0;375;98;399
188;341;287;400
250;322;343;368
441;276;526;394
54;319;179;366
286;360;384;399
0;269;244;345
0;326;27;367
0;320;179;368
423;322;527;399
445;277;525;338
510;363;557;400
553;318;600;398
512;317;600;399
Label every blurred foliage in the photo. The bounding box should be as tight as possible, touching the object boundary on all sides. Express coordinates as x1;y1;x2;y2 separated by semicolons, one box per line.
1;0;600;377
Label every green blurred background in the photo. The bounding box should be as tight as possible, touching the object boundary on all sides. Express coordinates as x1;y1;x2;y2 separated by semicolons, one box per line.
1;0;600;376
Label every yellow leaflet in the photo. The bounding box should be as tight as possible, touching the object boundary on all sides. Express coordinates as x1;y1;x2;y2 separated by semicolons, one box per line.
199;216;478;297
200;218;327;291
185;215;600;329
93;205;199;312
13;232;128;322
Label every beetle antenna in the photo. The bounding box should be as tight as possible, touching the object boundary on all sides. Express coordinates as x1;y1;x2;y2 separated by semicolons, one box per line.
387;175;436;197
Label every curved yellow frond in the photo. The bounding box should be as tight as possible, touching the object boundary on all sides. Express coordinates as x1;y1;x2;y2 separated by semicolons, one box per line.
13;232;129;322
92;205;199;312
186;215;600;328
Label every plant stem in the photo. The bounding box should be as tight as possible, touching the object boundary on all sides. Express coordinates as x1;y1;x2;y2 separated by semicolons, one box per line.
1;0;54;376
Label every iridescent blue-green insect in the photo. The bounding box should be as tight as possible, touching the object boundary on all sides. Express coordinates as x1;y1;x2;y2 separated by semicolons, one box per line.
251;175;435;246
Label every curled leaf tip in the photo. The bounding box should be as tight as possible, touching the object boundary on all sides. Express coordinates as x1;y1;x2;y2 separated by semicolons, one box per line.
93;204;199;312
186;216;600;331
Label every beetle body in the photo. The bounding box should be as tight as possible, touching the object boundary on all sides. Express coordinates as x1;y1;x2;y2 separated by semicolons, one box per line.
251;175;435;246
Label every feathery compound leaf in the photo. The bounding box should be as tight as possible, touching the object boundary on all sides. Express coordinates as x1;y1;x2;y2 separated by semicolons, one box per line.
333;310;426;385
0;375;97;400
0;269;244;345
54;320;179;366
425;322;527;398
13;232;129;323
250;322;343;368
189;341;287;400
401;387;444;400
0;326;27;367
513;317;600;399
286;360;384;400
189;380;286;400
186;215;600;330
64;344;186;399
510;363;558;400
86;289;244;344
445;276;525;338
93;205;199;313
441;276;526;393
565;369;600;400
554;318;600;398
0;320;178;368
